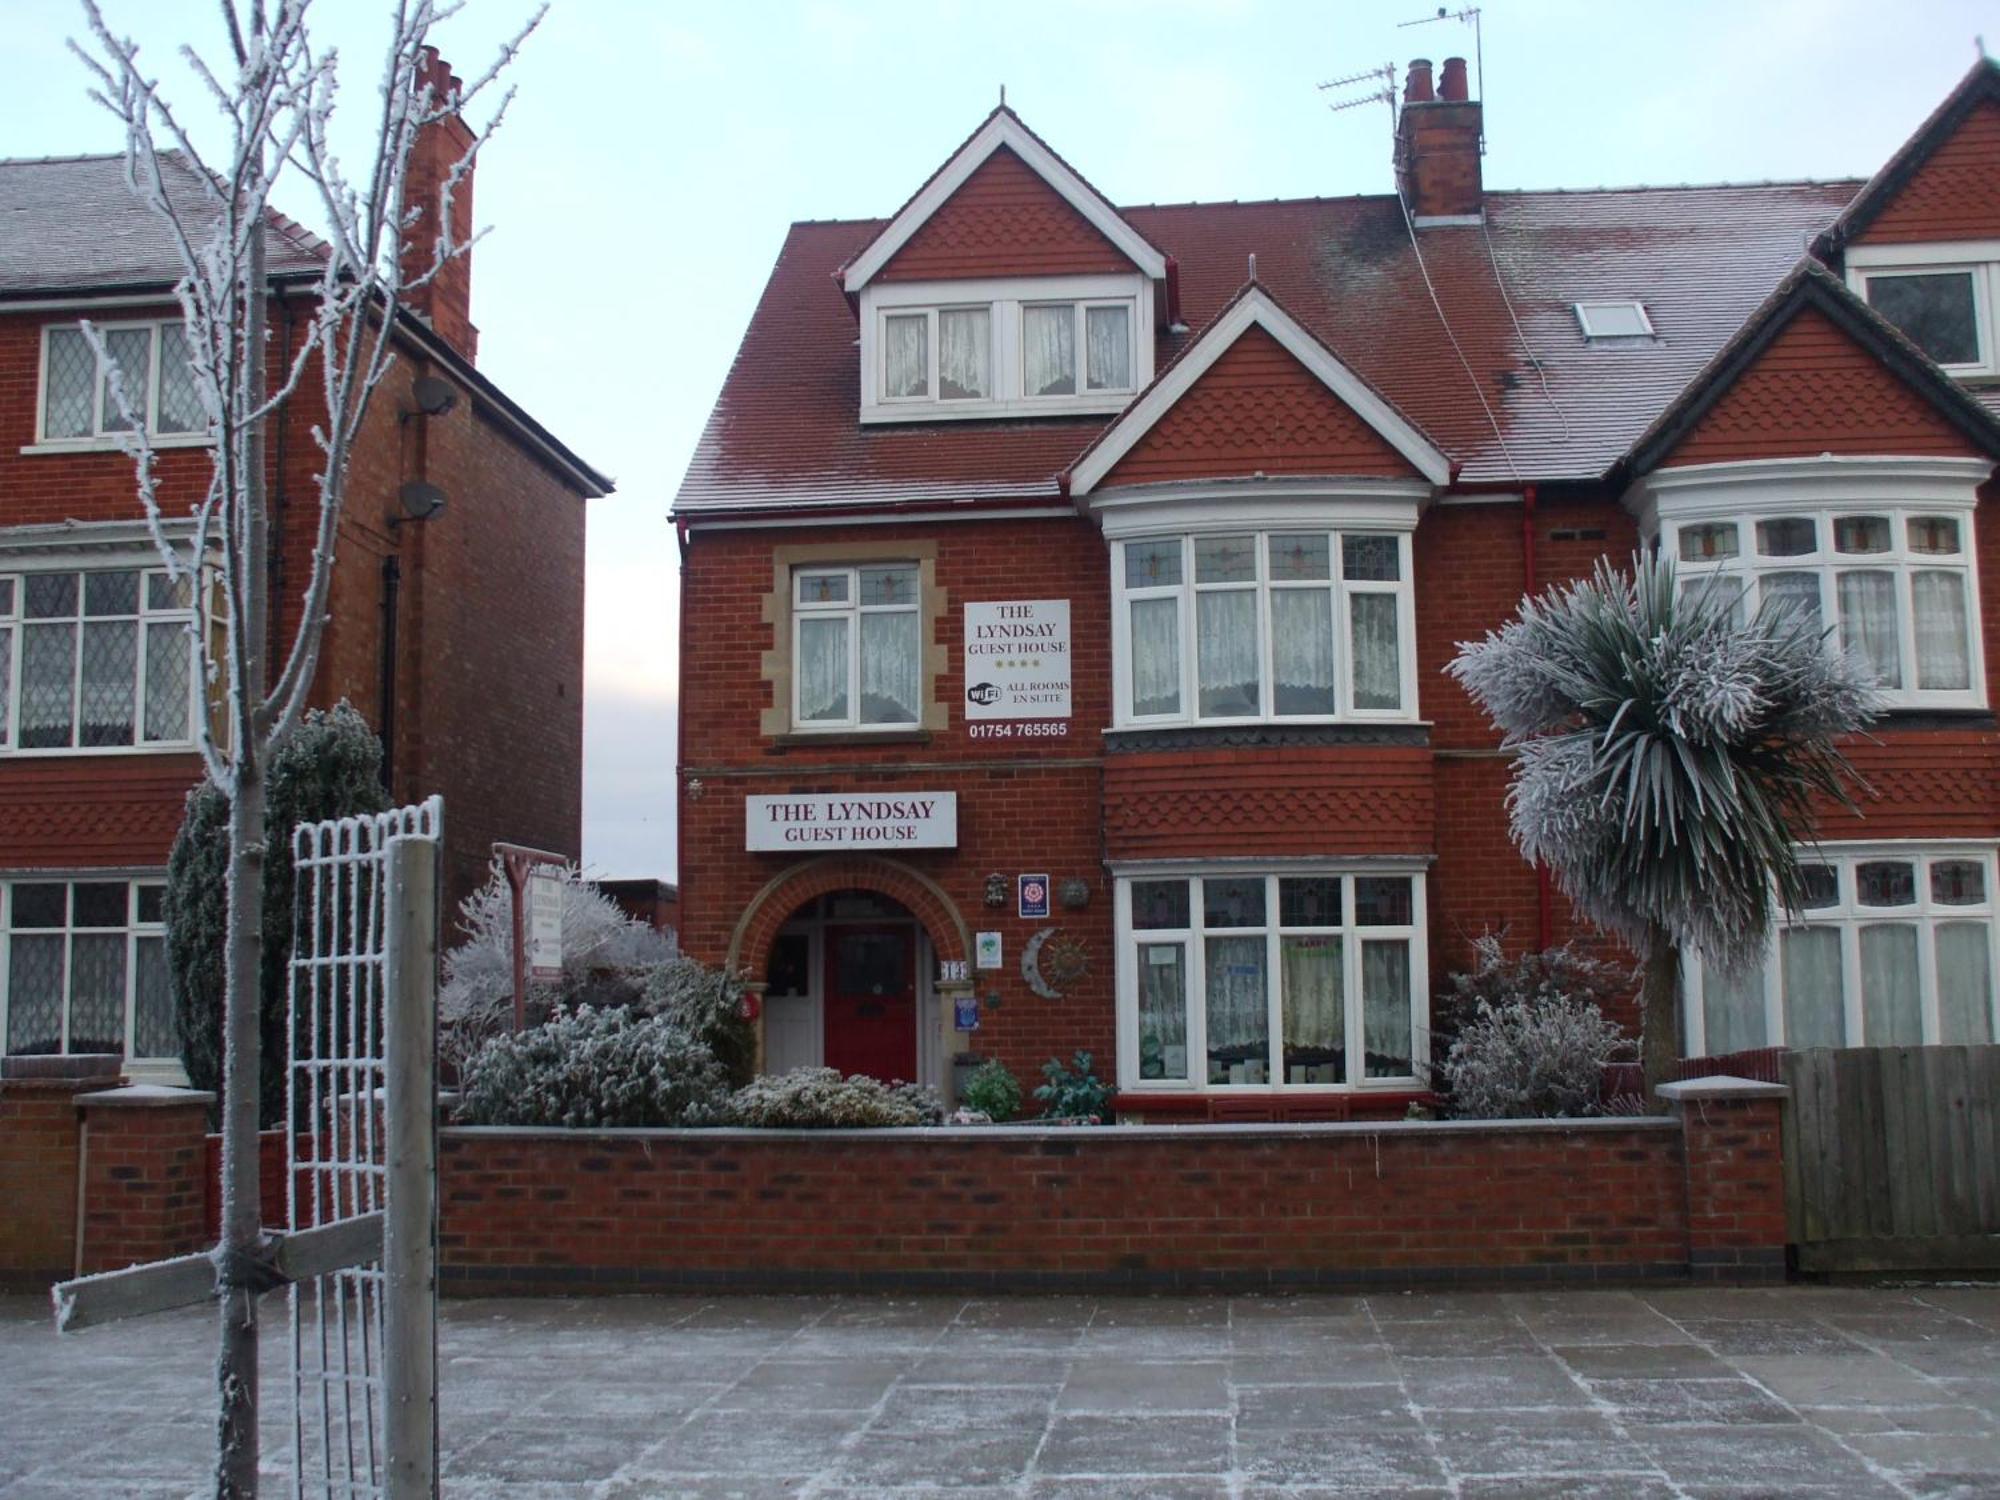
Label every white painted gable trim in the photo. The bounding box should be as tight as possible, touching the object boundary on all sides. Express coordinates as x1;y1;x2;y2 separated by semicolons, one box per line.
1069;288;1453;495
841;112;1168;293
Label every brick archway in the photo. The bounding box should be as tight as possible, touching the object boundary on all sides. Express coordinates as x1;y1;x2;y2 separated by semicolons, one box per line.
726;855;972;983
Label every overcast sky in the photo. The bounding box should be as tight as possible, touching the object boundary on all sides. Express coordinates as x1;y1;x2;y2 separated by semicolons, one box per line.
4;0;1994;880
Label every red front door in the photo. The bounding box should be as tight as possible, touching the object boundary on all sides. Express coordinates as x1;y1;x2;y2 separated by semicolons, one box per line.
823;924;917;1084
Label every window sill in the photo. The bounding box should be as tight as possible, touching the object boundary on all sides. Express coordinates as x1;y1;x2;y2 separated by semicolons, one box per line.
1871;707;1996;730
1104;722;1431;752
859;394;1133;425
770;729;933;750
19;434;213;456
0;744;202;759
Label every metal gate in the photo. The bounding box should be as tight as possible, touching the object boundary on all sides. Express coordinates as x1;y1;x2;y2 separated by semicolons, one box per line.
287;796;443;1498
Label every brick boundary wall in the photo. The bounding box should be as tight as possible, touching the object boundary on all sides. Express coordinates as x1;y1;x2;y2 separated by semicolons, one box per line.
75;1087;216;1276
0;1056;122;1287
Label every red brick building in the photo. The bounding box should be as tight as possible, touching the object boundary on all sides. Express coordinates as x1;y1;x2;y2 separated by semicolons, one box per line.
673;59;2000;1119
0;59;610;1082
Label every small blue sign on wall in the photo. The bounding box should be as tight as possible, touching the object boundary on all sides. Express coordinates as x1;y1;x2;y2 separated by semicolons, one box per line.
1018;873;1050;920
953;995;981;1032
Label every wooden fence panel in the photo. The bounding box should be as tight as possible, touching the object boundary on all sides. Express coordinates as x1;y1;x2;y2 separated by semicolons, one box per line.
1782;1045;2000;1275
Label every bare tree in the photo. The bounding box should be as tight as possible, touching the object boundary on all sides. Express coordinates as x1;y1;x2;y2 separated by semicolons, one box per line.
72;3;537;1493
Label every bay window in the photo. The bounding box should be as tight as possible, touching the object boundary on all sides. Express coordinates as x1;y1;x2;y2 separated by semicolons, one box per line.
1;566;199;752
1116;529;1415;725
1689;845;1999;1053
1118;869;1427;1091
39;319;204;443
3;878;176;1067
792;563;921;730
1668;505;1981;707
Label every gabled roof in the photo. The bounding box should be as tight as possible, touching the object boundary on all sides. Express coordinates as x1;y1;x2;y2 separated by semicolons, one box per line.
1068;283;1451;493
1625;258;2000;478
0;151;326;296
1817;58;2000;257
839;107;1168;293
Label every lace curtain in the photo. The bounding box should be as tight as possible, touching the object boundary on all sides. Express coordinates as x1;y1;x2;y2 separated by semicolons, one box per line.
1936;921;1993;1044
1360;940;1411;1076
19;623;75;748
1780;927;1844;1048
1838;571;1901;688
1130;598;1180;716
1085;305;1130;390
859;610;919;724
884;315;927;398
1348;594;1400;711
1860;923;1921;1044
1913;570;1971;690
1197;591;1258;717
1204;935;1268;1081
1703;964;1767;1052
1023;305;1075;396
796;615;848;721
1137;942;1188;1080
1281;937;1342;1079
938;309;989;400
1271;591;1335;715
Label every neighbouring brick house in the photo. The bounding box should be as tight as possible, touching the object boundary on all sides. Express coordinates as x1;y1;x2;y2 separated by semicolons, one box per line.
673;57;2000;1121
0;52;610;1084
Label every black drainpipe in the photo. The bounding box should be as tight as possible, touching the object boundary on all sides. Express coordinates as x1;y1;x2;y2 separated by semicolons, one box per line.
378;554;400;793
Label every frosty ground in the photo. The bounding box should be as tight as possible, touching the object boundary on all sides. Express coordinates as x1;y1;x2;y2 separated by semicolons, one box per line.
4;1285;2000;1498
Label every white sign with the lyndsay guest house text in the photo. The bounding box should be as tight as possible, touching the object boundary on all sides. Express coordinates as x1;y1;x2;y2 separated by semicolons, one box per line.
746;792;958;851
963;599;1070;739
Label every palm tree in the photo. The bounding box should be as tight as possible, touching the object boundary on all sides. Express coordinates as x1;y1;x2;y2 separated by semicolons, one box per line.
1448;550;1879;1101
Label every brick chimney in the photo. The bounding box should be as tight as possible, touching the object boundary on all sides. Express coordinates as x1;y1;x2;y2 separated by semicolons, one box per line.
400;47;478;362
1395;54;1483;222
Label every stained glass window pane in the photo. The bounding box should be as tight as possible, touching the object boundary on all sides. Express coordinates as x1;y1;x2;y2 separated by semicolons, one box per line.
20;623;77;748
1677;523;1738;562
1834;516;1892;555
1205;934;1268;1084
1282;935;1344;1084
67;933;127;1054
78;620;137;747
1798;864;1840;910
1268;535;1330;582
5;933;64;1053
1908;517;1961;556
1131;880;1190;931
1279;877;1342;928
101;328;152;432
1354;877;1413;927
1202;877;1266;929
1361;940;1413;1077
1857;861;1917;907
1194;536;1257;584
1124;540;1182;589
1756;517;1816;556
133;935;176;1058
1932;861;1986;906
1136;941;1187;1081
154;324;203;433
144;620;192;742
1343;536;1400;582
796;571;848;606
858;566;916;607
44;328;95;439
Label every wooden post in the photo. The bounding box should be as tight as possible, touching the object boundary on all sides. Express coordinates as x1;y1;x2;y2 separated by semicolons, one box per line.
383;834;438;1499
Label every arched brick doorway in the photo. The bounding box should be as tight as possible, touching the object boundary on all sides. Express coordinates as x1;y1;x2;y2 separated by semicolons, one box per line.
727;856;974;1090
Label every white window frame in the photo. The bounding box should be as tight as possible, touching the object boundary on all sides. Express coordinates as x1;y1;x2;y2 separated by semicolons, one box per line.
1574;300;1655;339
1686;842;2000;1054
1631;458;1990;712
30;318;210;452
1110;525;1419;728
1846;242;2000;379
1;560;203;755
858;274;1153;424
0;875;178;1073
789;562;923;733
1113;863;1430;1095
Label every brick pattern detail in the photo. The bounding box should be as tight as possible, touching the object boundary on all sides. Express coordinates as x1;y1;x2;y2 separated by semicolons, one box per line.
1100;326;1418;488
1663;306;1985;466
1103;746;1433;859
77;1095;211;1275
1678;1096;1788;1282
734;855;970;981
0;1074;112;1282
436;1121;1699;1292
876;146;1135;282
1856;98;2000;245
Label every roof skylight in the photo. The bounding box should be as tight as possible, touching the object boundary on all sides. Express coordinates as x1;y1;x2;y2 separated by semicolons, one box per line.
1575;300;1655;339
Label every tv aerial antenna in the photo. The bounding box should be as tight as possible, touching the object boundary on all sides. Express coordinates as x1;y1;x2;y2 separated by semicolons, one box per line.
1318;62;1398;127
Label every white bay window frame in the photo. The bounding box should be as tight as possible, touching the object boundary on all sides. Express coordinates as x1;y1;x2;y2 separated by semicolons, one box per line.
1845;241;2000;379
858;274;1152;423
1113;863;1429;1095
1686;842;2000;1054
1632;457;1990;712
1104;492;1423;729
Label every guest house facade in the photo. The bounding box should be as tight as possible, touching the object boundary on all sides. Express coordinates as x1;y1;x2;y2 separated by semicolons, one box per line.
672;58;2000;1118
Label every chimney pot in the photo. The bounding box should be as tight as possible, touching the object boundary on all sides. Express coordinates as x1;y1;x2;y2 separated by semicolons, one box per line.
1404;58;1435;104
1440;56;1470;102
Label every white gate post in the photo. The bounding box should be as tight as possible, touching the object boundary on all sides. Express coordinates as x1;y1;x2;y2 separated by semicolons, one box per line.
382;833;438;1499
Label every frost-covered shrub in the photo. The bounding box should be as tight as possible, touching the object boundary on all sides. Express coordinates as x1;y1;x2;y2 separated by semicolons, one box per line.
1436;937;1638;1044
454;1005;728;1128
638;954;755;1089
724;1068;940;1129
1034;1051;1113;1123
438;863;676;1071
960;1059;1022;1122
1440;995;1633;1120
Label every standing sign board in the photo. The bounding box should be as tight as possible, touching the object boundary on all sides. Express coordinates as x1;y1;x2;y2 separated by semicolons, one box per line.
526;869;565;980
964;600;1071;741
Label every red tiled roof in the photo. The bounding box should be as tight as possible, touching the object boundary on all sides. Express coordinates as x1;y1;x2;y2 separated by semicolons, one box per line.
674;179;1868;515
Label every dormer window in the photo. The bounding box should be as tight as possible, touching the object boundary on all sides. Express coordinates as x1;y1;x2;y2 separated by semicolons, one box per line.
1847;247;1999;377
859;275;1152;424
